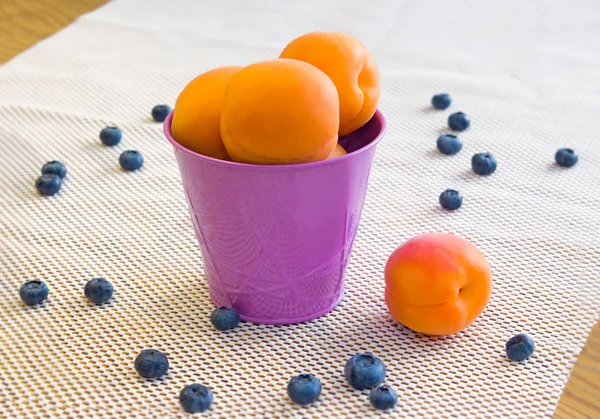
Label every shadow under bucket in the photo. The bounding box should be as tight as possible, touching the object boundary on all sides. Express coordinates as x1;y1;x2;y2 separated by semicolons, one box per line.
164;110;386;324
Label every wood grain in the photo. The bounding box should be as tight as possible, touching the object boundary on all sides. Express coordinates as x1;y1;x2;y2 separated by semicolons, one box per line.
0;0;108;63
0;0;598;417
556;320;600;418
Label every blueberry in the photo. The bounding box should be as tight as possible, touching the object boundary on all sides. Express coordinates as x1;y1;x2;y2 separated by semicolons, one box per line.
99;126;122;146
179;383;214;413
210;307;240;330
439;189;463;210
436;134;463;155
369;385;398;410
448;112;470;131
35;174;62;196
505;333;535;362
84;277;114;304
134;349;169;378
287;373;322;405
471;152;497;175
41;161;67;179
19;280;49;306
555;148;578;168
344;353;386;390
151;104;172;122
119;150;144;171
431;93;451;110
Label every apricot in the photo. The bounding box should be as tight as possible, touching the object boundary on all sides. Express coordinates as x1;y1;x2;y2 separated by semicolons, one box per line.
280;31;380;136
385;233;492;335
171;66;241;160
221;59;339;165
327;143;347;159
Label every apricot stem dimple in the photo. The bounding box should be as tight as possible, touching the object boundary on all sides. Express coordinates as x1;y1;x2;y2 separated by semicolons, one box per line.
280;31;379;137
385;233;492;335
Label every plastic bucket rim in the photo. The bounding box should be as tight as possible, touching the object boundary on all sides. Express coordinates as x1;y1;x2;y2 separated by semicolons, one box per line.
163;110;386;171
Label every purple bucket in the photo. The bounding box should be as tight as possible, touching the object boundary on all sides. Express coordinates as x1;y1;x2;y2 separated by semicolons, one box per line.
164;110;386;324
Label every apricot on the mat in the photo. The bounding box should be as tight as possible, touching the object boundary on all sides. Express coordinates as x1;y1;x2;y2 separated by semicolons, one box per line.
280;31;380;136
385;233;492;335
171;66;241;160
220;59;339;165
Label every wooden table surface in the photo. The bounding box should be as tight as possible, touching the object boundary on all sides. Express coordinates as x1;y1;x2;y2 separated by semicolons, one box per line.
0;0;598;417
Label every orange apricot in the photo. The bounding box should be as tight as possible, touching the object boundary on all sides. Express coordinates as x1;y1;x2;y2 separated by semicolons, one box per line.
171;66;241;160
327;143;347;159
280;31;380;136
220;59;339;165
384;233;492;335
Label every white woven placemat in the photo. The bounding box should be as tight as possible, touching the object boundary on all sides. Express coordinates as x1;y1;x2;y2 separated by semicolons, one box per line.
1;0;599;417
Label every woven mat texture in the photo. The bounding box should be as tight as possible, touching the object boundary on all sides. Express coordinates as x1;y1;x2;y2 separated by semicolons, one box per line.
0;0;599;417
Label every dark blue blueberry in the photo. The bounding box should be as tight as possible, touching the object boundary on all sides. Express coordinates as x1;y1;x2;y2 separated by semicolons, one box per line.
472;152;497;175
19;281;49;306
505;333;535;362
287;374;322;405
41;161;67;179
99;126;122;146
35;174;62;196
555;148;578;168
431;93;451;110
436;134;463;155
369;385;398;410
344;353;386;390
210;307;240;331
439;189;463;210
134;349;169;378
119;150;144;171
448;112;470;131
84;277;114;304
179;383;214;413
151;104;172;122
